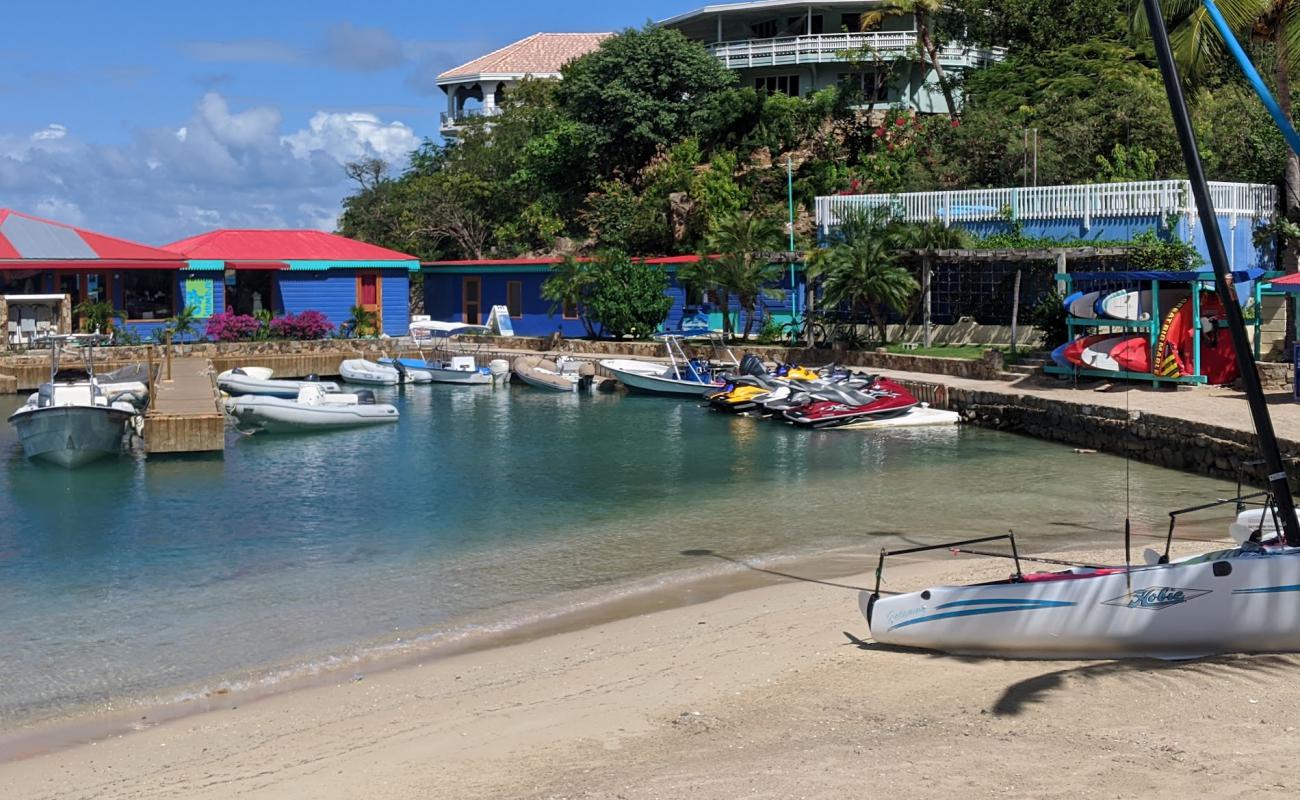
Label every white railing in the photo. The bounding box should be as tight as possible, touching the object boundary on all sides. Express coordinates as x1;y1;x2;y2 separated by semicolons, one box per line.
439;107;504;127
705;32;1005;70
815;181;1278;232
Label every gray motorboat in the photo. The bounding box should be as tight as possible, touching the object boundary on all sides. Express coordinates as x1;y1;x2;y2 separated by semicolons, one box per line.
6;335;139;468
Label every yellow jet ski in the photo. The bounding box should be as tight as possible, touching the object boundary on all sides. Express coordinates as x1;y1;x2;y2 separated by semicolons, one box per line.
706;360;820;414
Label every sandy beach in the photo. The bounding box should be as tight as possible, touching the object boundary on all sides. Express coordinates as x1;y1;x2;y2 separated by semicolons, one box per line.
5;544;1300;800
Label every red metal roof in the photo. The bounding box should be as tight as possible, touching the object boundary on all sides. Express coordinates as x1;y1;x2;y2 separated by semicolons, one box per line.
162;230;417;262
424;255;709;267
0;208;185;262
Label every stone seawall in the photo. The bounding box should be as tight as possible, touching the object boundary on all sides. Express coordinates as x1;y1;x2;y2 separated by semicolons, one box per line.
891;376;1293;487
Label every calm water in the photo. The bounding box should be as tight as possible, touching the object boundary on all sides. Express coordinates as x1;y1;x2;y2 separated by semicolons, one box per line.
0;386;1239;726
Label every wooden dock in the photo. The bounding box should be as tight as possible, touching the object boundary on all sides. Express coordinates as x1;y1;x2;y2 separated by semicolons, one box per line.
143;356;225;455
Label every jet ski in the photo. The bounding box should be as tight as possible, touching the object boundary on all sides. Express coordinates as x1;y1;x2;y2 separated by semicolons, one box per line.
706;357;824;414
781;378;918;429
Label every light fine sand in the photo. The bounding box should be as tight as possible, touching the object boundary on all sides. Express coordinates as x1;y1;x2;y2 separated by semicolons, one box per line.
4;547;1300;800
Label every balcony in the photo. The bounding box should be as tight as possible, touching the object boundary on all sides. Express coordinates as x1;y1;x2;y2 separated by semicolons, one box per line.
705;32;1005;71
439;106;504;130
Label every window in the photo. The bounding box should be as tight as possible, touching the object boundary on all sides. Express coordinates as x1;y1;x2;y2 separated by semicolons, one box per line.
787;15;823;34
755;75;801;96
506;280;523;318
0;270;41;295
123;271;174;320
562;298;579;320
842;13;863;32
751;19;778;38
839;72;890;103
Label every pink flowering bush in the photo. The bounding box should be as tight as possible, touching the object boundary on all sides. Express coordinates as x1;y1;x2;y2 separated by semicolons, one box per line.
269;310;334;340
205;312;262;342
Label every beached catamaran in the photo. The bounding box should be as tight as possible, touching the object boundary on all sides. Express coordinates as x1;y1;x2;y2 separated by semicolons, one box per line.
862;0;1300;659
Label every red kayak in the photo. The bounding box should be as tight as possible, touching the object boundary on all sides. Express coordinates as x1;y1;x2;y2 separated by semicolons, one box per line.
1062;334;1115;367
782;379;918;429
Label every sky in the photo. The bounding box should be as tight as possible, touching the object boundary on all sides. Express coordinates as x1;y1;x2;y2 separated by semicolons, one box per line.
0;1;705;245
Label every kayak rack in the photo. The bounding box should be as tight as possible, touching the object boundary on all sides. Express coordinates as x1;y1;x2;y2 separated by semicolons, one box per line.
1043;268;1271;387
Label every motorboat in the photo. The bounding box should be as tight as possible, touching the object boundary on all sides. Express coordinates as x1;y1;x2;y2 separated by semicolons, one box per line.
224;384;399;433
781;378;918;428
859;10;1300;659
600;333;739;397
217;366;341;398
396;322;508;386
6;335;138;468
512;355;596;392
339;359;431;386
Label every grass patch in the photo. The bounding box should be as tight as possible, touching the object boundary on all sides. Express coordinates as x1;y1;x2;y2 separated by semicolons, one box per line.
883;344;992;360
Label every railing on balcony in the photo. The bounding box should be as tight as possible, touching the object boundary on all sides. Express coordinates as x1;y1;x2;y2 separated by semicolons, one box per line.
705;32;1004;71
439;106;504;128
815;181;1278;232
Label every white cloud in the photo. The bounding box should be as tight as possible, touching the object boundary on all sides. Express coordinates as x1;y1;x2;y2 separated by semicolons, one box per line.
0;92;418;244
321;23;406;72
281;111;418;164
30;123;67;141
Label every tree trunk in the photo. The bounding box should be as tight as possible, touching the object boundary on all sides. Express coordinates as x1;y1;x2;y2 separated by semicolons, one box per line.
805;278;816;348
718;293;732;340
918;17;958;115
921;255;933;348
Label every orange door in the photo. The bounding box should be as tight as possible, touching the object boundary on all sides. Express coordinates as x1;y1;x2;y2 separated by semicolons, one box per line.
356;271;382;333
463;277;481;325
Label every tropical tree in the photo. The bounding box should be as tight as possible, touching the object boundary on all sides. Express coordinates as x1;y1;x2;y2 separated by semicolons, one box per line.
540;256;598;337
702;210;786;339
821;208;921;344
890;219;971;345
164;305;200;342
582;251;674;338
1133;1;1300;271
73;300;123;335
860;1;958;114
345;305;380;338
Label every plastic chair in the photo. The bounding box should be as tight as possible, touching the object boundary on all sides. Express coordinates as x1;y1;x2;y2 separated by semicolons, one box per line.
20;318;36;347
6;320;18;347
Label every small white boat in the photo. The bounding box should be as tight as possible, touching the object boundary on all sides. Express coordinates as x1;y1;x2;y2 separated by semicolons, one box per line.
599;334;737;397
339;359;431;385
218;367;342;398
381;356;497;386
224;384;399;433
6;335;137;468
512;355;594;393
401;322;507;386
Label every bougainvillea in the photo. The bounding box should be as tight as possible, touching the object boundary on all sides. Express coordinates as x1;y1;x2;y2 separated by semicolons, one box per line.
269;310;334;340
204;312;262;342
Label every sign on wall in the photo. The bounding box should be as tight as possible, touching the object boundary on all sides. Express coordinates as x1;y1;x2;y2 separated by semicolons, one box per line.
184;278;214;318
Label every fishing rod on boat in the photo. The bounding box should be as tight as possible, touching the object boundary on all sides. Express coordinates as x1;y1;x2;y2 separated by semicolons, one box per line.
1143;0;1300;548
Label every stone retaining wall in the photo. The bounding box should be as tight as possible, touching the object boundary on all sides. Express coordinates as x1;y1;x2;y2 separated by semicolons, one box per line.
892;377;1292;487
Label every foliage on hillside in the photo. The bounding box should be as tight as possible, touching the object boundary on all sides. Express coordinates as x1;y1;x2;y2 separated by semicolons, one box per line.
338;7;1297;265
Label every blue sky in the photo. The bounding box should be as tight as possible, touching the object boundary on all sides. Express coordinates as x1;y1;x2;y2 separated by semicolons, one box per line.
0;1;704;244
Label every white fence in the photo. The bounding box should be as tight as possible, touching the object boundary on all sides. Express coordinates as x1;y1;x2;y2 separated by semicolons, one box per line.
706;32;1004;71
814;181;1278;232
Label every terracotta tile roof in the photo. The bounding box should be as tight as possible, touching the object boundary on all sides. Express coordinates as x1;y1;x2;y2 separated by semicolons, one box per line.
438;33;613;81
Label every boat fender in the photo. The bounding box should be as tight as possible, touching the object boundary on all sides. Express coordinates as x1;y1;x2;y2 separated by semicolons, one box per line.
356;389;377;405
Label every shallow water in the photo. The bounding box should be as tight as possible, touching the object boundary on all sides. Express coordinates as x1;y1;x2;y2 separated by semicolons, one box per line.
0;385;1239;725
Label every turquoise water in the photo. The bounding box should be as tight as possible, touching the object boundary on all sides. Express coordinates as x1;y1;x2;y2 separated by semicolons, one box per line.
0;386;1239;726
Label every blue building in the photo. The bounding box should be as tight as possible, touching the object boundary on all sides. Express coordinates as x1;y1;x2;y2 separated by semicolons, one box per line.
163;230;419;337
422;255;806;337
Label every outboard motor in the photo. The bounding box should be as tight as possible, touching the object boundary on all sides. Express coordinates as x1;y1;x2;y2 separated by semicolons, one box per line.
738;353;766;378
355;389;377;405
578;362;597;392
392;360;409;384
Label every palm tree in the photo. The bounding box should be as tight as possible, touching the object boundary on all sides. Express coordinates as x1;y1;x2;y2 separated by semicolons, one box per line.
1132;2;1300;271
859;0;957;114
704;210;786;339
73;300;123;335
165;305;200;342
541;256;597;337
821;233;920;346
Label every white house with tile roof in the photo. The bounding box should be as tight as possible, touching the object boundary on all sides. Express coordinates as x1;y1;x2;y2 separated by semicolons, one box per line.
659;1;1004;113
437;32;612;138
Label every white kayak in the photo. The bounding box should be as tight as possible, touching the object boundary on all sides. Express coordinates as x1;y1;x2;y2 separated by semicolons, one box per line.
224;384;398;433
339;359;432;385
1078;335;1128;372
863;544;1300;660
1097;289;1186;321
218;367;341;398
1067;291;1103;319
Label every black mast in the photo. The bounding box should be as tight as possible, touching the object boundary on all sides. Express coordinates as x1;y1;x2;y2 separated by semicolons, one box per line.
1142;0;1300;546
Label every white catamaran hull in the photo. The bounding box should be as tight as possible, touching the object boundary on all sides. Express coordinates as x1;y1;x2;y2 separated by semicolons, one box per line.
7;405;135;467
864;548;1300;659
599;359;723;397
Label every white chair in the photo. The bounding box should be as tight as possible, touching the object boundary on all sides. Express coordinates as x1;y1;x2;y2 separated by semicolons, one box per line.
6;320;18;347
35;305;51;325
20;318;36;347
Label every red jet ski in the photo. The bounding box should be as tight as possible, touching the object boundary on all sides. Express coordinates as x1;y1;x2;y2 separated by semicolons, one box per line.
781;378;918;429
